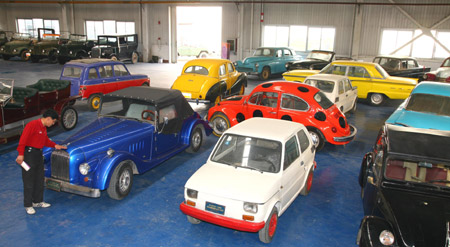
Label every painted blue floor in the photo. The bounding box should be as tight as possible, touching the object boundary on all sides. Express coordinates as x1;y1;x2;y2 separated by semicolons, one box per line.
0;60;401;246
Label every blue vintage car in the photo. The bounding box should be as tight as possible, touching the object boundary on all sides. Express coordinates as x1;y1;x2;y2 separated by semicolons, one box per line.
385;81;450;130
234;47;303;80
43;87;212;200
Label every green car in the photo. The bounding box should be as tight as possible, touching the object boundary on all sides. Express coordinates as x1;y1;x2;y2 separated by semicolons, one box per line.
0;33;33;61
57;34;95;64
29;28;65;63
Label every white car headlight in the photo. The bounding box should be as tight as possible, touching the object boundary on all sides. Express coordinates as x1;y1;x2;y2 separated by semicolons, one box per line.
243;202;258;213
13;49;17;52
79;163;90;175
379;230;395;245
186;188;198;199
255;63;259;69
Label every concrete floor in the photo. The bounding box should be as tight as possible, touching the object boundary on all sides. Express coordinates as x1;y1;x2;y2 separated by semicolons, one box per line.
0;58;402;246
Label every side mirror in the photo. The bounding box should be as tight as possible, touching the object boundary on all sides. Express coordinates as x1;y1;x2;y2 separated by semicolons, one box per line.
353;86;358;90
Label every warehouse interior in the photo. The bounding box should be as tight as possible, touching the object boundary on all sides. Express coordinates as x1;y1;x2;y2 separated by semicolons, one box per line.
0;0;450;246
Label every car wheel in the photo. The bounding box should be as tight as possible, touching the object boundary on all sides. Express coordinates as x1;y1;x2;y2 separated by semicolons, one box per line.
186;125;203;153
239;84;245;95
308;128;325;151
88;94;101;111
107;161;133;200
210;112;230;137
48;51;57;64
142;82;149;87
369;93;384;106
20;49;29;61
259;207;278;243
300;168;314;196
110;55;118;61
187;215;201;224
350;99;357;114
59;106;78;131
259;67;271;80
131;51;138;64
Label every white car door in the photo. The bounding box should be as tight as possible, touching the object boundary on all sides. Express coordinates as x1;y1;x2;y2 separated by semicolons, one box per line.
335;80;347;112
343;78;357;112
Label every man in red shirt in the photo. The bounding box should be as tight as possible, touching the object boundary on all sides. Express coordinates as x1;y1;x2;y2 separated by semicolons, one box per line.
16;109;67;215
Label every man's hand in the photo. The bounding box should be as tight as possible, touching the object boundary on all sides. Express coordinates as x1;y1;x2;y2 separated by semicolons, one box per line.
55;144;67;150
16;155;24;164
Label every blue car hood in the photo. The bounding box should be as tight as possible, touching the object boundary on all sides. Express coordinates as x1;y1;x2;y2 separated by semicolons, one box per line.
386;110;450;131
243;56;273;64
64;117;153;156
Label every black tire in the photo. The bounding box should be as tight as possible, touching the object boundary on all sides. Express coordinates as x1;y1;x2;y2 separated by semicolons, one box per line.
2;55;10;60
107;162;133;200
259;207;278;243
368;93;384;106
142;82;149;87
308;128;325;151
349;99;357;114
187;215;201;224
31;56;40;63
131;51;138;64
186;125;203;153
259;66;271;80
59;106;78;131
48;51;57;64
300;168;314;196
88;94;101;111
210;112;230;137
239;84;245;95
20;49;29;61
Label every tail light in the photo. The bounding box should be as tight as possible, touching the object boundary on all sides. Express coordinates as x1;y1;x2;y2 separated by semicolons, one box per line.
446;76;450;83
425;73;436;81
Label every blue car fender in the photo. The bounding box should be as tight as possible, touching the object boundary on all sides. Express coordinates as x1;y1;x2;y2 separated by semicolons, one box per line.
95;151;138;190
181;118;212;145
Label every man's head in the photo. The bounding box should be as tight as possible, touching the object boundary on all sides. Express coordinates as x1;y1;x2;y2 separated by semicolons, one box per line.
41;109;59;127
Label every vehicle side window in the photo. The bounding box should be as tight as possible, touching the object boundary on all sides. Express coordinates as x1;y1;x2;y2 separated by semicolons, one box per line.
227;63;234;73
276;50;282;57
407;60;416;68
297;130;310;153
127;35;135;43
339;81;344;94
98;66;107;78
283;49;292;56
114;64;129;76
249;92;278;108
219;64;226;76
284;136;300;170
281;94;308;111
62;66;82;78
347;66;370;78
248;92;262;105
119;37;126;45
88;68;98;79
323;65;347;76
158;105;177;124
102;65;114;78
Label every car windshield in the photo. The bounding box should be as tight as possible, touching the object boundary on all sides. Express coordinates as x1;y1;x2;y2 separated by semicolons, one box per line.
0;33;5;39
99;98;156;123
314;91;334;109
253;48;274;57
442;59;450;67
405;93;450;116
184;65;209;75
12;33;30;40
62;66;82;78
211;134;282;173
98;36;117;46
305;79;334;93
307;51;333;61
385;158;450;188
377;58;400;69
0;79;14;97
436;69;450;79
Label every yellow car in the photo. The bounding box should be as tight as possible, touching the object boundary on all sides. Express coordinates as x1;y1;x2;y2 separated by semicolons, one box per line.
283;61;418;106
171;58;247;105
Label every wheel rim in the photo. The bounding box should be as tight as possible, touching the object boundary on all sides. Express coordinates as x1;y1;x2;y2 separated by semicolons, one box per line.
91;97;100;109
371;94;383;105
63;108;77;129
239;84;245;95
262;70;269;79
192;131;201;149
309;131;319;148
119;168;131;193
268;213;277;237
212;117;229;135
306;171;313;191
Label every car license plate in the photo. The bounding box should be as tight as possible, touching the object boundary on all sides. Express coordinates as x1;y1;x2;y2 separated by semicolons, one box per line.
205;202;225;215
46;179;61;192
182;92;191;98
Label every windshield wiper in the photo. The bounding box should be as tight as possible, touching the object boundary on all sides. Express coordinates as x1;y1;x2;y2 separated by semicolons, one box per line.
244;166;264;173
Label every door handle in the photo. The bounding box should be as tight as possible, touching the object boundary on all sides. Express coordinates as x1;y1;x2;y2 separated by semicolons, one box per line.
300;161;304;166
269;111;277;114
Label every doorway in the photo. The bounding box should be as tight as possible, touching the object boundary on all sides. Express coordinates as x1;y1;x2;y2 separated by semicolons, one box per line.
176;6;222;60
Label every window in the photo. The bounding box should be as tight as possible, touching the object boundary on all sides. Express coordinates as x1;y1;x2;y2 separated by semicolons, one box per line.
283;49;293;56
348;66;370;78
17;18;59;37
322;65;347;76
305;79;334;93
264;25;335;51
88;68;98;79
219;64;226;76
159;105;177;124
86;20;135;40
297;130;310;153
284;136;300;170
114;64;129;76
249;92;278;108
227;63;234;73
62;66;82;78
184;66;208;75
281;94;308;111
406;93;450;116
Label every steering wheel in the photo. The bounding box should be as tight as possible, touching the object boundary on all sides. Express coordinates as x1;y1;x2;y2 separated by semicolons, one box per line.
141;110;155;121
255;158;276;172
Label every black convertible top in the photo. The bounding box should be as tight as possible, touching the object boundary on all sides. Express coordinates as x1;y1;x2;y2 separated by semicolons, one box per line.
386;124;450;161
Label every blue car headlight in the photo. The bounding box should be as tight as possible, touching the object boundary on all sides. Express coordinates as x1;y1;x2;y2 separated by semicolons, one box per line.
79;163;90;175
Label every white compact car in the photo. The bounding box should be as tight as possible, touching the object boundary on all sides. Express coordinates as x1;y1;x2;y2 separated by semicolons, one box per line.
304;74;358;114
180;118;317;243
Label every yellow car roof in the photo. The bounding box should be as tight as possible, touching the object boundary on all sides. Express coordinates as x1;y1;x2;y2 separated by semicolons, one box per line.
331;60;377;67
182;58;232;77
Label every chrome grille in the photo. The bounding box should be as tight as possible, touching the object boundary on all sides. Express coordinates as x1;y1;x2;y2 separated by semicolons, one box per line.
51;150;70;181
91;48;100;58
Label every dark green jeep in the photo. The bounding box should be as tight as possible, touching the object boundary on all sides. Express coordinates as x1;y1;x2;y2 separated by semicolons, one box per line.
0;33;33;61
29;28;67;63
57;34;95;64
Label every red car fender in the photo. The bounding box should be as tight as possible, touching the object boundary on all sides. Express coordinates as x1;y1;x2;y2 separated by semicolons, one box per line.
208;107;240;127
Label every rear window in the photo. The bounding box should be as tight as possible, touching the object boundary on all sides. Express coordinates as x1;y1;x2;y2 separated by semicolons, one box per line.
62;66;82;78
406;93;450;116
184;66;208;75
314;91;334;109
305;79;334;93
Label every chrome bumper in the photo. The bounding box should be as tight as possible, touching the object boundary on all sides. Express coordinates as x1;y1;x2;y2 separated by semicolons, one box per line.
333;124;357;143
45;177;101;198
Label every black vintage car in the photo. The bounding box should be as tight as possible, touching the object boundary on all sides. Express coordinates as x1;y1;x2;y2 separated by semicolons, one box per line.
285;50;351;71
357;124;450;247
373;55;431;81
57;34;95;64
90;34;139;64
